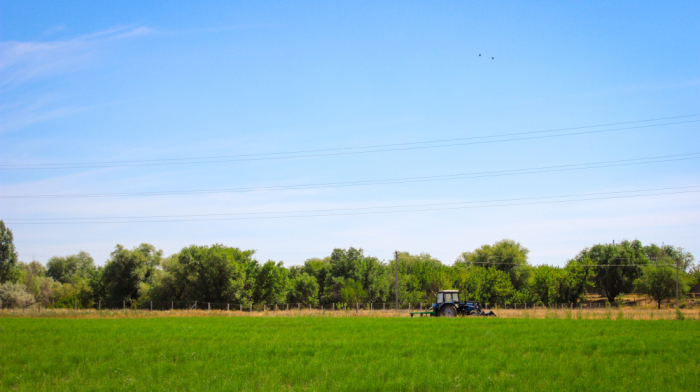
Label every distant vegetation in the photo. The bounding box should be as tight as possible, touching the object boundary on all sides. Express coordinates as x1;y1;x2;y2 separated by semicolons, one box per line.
0;221;698;309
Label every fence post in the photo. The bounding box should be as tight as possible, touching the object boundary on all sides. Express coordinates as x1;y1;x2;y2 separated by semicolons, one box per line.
264;305;266;312
151;301;153;311
227;303;229;311
123;300;125;310
383;303;385;310
250;304;252;312
298;303;300;311
332;303;334;311
171;301;173;310
75;299;77;310
99;300;101;311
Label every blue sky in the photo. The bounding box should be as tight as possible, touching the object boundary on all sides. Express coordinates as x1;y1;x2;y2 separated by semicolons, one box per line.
1;1;699;266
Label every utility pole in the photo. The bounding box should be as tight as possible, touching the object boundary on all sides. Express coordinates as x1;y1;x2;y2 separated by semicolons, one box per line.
676;257;680;309
395;251;399;311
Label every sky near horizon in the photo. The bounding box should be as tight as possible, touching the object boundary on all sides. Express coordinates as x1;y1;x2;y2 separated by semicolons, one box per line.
1;1;699;267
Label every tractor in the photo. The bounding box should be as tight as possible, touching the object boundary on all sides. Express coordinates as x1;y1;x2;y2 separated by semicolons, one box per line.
410;290;496;317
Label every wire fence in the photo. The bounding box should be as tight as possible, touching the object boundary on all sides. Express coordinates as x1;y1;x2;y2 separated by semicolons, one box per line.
4;297;697;312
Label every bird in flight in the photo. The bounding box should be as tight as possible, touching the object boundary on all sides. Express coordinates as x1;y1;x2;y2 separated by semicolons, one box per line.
492;57;494;59
479;54;481;56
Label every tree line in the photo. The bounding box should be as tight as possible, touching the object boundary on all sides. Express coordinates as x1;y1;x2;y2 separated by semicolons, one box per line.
0;221;697;310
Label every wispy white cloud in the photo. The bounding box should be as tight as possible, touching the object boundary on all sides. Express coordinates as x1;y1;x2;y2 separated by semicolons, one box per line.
42;24;66;36
0;25;155;88
0;93;89;132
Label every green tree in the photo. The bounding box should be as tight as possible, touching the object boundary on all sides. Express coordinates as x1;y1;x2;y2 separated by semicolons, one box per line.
0;221;19;283
339;278;366;304
287;272;319;305
301;257;330;302
577;240;648;303
634;266;687;309
254;261;289;304
530;265;563;305
102;244;162;301
453;266;514;304
453;265;487;302
46;252;95;284
323;248;389;304
644;244;694;272
397;252;450;303
558;258;595;303
482;267;516;304
457;239;529;273
530;260;593;305
153;245;254;304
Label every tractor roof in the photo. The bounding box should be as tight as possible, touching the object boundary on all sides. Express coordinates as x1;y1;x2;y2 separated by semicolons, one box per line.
438;290;459;293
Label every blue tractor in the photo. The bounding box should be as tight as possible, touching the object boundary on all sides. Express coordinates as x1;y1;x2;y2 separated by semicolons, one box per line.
411;290;496;317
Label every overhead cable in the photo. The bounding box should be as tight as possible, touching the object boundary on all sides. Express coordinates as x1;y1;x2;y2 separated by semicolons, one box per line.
5;185;698;224
2;152;698;199
1;116;697;170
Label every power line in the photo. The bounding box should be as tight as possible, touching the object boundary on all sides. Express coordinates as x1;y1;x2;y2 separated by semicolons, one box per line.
3;152;698;199
1;116;697;170
5;185;698;225
461;261;676;267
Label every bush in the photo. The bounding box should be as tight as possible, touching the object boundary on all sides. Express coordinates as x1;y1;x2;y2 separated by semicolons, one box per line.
0;282;35;308
675;307;685;321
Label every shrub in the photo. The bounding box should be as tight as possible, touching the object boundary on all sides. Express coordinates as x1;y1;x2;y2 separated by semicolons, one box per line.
675;307;685;321
0;282;35;308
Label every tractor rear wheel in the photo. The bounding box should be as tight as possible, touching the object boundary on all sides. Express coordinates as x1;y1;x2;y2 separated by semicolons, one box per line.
440;305;457;317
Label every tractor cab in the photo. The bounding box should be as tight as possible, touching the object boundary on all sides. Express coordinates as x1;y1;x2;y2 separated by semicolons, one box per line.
436;290;460;304
432;290;461;317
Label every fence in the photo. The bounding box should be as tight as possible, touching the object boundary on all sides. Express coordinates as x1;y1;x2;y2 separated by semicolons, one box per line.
3;297;697;312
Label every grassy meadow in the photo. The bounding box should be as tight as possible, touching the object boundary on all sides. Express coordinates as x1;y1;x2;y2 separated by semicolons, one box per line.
1;316;699;391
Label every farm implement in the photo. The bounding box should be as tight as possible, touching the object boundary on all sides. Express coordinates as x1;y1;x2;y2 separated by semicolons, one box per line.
410;290;496;317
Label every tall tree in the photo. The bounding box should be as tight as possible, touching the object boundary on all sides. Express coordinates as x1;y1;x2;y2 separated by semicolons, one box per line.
301;258;330;302
0;221;19;283
46;251;95;284
323;248;389;303
254;261;290;304
151;244;255;303
558;258;595;303
644;244;694;272
530;265;563;305
287;272;319;305
457;239;530;294
102;244;162;301
453;266;514;304
576;240;648;303
398;252;450;303
634;266;686;309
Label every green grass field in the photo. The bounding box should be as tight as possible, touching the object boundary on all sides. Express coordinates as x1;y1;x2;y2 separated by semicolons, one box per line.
1;317;698;391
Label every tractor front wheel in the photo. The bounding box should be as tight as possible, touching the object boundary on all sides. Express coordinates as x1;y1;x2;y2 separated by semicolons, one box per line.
440;305;457;317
